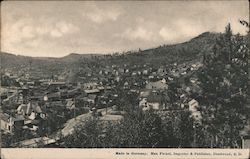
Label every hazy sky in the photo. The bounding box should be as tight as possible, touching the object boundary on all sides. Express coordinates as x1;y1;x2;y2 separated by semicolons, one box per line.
1;1;249;57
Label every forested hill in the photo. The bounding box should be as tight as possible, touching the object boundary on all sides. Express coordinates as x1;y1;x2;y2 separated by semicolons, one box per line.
108;32;220;66
0;32;220;73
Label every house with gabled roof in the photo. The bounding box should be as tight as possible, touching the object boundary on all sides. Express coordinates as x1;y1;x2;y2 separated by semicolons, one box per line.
188;99;202;123
139;90;165;111
66;99;75;110
17;102;43;120
145;80;168;90
1;113;24;133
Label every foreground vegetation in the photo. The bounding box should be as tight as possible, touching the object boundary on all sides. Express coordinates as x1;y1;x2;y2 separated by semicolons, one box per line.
61;23;249;148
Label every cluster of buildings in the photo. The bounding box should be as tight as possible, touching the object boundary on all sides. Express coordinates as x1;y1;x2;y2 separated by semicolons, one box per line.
2;57;248;148
1;59;203;129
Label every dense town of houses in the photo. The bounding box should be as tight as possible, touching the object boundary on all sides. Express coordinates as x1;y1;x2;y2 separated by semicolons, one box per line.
1;59;249;148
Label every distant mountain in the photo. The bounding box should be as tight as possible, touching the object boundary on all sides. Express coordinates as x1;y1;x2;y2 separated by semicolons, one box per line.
0;52;101;65
60;53;102;63
0;52;33;69
0;32;220;76
62;53;101;59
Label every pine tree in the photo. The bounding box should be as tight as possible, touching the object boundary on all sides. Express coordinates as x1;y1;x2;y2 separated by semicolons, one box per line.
198;23;249;147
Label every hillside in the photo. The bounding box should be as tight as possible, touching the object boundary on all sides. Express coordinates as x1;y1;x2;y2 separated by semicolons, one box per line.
0;32;220;78
107;32;220;67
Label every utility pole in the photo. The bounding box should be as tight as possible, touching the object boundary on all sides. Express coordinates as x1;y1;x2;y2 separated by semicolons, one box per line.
74;97;76;120
193;124;196;147
47;103;49;137
106;102;107;115
104;86;107;115
210;134;213;148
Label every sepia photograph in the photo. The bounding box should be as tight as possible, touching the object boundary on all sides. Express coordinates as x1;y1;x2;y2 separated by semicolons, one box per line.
0;0;249;158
